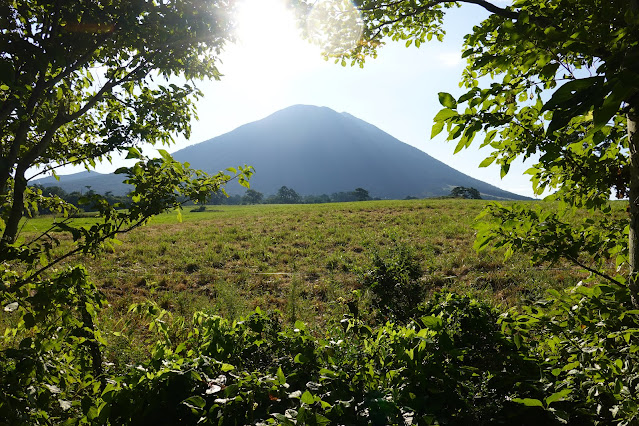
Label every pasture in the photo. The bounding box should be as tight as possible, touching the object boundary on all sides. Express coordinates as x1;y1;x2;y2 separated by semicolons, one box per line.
22;199;589;333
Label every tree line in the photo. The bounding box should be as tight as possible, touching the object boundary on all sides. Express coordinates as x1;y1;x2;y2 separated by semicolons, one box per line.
34;184;481;210
222;186;376;205
35;184;484;210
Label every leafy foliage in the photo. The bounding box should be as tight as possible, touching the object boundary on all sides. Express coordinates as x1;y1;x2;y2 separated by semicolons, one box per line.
361;241;424;322
347;0;639;302
68;294;555;425
501;282;639;425
0;1;255;423
450;186;482;199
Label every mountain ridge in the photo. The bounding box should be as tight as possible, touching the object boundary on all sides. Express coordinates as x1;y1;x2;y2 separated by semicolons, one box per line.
34;105;529;201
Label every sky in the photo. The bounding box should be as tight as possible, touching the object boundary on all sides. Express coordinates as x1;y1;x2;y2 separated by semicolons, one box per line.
72;0;538;198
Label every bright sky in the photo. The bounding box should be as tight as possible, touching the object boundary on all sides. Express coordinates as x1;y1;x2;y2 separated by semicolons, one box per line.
90;0;538;198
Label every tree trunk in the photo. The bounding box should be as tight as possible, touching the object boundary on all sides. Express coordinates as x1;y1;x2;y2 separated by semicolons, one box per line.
0;166;27;257
627;107;639;307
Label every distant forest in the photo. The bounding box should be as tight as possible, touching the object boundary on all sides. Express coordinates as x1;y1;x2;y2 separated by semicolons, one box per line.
33;184;480;212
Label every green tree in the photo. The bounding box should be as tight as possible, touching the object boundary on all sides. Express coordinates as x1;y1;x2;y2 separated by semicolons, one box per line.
344;0;639;305
450;186;482;199
0;0;240;249
352;187;371;201
0;1;252;422
275;185;302;204
243;188;264;204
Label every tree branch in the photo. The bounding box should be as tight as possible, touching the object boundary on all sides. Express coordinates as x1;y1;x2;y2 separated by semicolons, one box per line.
459;0;519;19
566;255;624;286
363;0;519;24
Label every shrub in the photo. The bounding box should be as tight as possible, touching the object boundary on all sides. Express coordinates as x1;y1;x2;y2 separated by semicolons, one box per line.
361;243;424;322
103;294;554;425
502;282;639;425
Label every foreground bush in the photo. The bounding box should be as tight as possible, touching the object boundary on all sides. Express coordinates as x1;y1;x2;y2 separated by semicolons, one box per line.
101;293;547;425
2;275;639;425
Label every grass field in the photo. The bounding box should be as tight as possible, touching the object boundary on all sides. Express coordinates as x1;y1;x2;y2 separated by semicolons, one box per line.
21;199;592;331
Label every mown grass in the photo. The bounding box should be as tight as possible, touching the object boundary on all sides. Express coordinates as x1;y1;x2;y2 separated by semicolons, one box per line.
21;200;598;328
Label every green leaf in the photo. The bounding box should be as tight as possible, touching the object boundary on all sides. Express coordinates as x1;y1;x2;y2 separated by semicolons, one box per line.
479;156;495;168
420;315;443;330
125;147;142;159
319;368;338;378
277;366;286;384
545;388;571;406
438;92;457;108
592;92;622;132
433;108;458;122
512;398;544;407
301;391;314;405
513;333;523;349
221;363;235;372
182;396;206;410
294;353;310;364
431;121;445;139
157;149;172;161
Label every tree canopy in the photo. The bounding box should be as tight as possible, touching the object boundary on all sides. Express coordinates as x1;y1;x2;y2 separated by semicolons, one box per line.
336;0;639;306
0;3;252;422
450;186;481;199
0;0;248;252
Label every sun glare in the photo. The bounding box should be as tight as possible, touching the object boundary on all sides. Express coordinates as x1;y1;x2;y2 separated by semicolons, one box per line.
219;0;363;102
222;0;321;92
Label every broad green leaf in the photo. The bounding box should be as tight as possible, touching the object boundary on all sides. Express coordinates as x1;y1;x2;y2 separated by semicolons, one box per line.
433;108;458;122
479;156;495;168
277;366;286;384
174;342;186;354
545;389;571;406
420;315;443;330
512;398;544;407
431;121;445;139
221;363;235;372
125;147;142;159
438;92;457;108
294;353;310;364
157;149;172;161
182;396;206;410
301;391;314;405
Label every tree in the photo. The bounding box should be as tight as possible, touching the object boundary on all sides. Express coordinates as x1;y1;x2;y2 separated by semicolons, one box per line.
0;0;241;249
275;185;302;204
0;0;255;282
450;186;481;199
352;187;371;201
341;0;639;306
0;2;253;422
243;188;264;204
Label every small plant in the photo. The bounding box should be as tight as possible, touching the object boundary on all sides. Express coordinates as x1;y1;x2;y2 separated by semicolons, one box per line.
360;242;423;322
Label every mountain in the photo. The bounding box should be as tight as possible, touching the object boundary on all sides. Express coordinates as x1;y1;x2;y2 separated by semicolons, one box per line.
34;105;528;200
32;170;131;195
172;105;526;200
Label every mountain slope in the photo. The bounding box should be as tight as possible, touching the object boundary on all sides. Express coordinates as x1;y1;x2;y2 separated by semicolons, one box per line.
172;105;527;200
34;105;528;200
32;171;131;195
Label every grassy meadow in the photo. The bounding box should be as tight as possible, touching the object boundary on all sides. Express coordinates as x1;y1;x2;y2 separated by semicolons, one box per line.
9;198;636;425
20;199;591;335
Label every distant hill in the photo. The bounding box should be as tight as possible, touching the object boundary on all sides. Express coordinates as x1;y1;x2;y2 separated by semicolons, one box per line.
32;170;131;196
34;105;528;200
